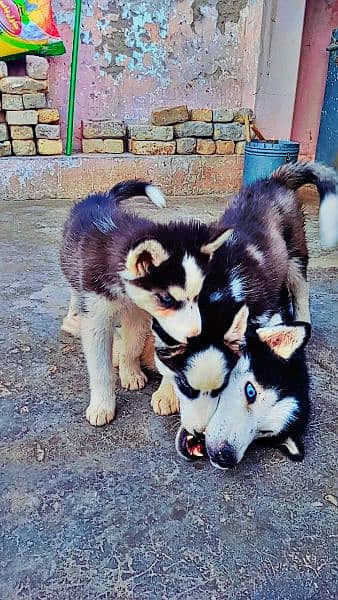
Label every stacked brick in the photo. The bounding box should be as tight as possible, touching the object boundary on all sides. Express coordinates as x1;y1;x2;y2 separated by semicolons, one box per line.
127;105;254;156
0;56;62;156
81;105;254;156
82;121;125;153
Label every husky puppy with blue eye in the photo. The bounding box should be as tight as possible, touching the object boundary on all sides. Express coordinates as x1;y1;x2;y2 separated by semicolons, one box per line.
150;161;336;434
204;313;311;468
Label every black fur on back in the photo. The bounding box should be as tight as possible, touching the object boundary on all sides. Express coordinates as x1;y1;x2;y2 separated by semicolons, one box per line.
60;180;224;300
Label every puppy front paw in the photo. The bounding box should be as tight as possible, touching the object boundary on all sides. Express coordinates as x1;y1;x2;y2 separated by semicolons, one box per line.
85;402;116;426
119;363;148;391
151;383;179;415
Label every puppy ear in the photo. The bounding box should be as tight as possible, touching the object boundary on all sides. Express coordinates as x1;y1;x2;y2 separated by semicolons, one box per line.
201;228;233;256
280;435;304;461
257;322;310;360
124;239;169;279
224;304;249;353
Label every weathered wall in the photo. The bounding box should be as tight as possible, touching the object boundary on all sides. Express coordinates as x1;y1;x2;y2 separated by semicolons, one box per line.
49;0;263;150
254;0;306;141
291;0;338;159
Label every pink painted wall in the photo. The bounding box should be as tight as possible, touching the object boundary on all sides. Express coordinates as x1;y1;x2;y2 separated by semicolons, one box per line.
254;0;306;140
48;0;264;150
291;0;338;159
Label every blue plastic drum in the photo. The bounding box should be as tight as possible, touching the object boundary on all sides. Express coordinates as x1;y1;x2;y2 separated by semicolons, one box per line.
243;140;300;185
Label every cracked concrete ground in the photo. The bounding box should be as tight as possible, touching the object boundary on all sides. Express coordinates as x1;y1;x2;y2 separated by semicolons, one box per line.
0;189;337;599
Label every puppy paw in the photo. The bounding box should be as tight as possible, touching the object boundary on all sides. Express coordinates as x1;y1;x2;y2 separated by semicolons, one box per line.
119;364;148;391
151;384;179;416
61;314;81;337
85;403;115;426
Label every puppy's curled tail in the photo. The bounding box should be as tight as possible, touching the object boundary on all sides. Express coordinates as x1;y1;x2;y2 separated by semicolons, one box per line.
107;180;166;209
271;161;338;248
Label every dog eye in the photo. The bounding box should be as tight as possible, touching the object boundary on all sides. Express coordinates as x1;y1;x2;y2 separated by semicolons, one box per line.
157;293;175;308
245;382;257;404
177;377;199;399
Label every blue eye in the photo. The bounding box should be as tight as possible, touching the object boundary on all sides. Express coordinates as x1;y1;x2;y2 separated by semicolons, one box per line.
157;293;175;308
245;382;257;404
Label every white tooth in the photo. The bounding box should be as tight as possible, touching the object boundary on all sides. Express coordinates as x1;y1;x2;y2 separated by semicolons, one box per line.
193;449;204;457
186;435;193;442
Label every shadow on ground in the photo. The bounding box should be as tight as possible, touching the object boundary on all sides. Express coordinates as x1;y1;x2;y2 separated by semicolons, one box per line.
0;190;337;599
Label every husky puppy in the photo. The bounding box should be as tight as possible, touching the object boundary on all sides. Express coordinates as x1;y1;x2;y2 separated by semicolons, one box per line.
204;315;311;468
60;180;228;426
151;162;336;427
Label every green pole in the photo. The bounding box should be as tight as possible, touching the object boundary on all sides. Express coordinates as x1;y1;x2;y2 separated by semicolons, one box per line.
65;0;82;155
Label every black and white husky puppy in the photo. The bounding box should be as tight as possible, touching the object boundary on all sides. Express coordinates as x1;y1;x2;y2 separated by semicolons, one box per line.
204;313;311;468
60;180;228;426
151;162;336;429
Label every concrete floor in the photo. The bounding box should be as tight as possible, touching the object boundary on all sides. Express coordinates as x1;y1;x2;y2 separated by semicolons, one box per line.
0;191;337;599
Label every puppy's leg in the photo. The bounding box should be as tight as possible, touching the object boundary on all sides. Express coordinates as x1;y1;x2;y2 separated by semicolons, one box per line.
112;327;122;368
141;334;155;371
61;289;81;336
151;376;179;416
81;293;116;426
118;306;150;390
287;258;311;323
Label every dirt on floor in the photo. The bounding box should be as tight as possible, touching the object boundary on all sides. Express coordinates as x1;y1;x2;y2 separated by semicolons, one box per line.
0;188;337;599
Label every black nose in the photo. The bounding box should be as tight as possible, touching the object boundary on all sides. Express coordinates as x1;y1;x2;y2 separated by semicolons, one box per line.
209;443;237;469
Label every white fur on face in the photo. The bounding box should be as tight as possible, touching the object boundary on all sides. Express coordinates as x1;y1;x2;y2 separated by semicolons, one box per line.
205;355;299;464
125;281;202;343
176;347;229;434
156;302;202;343
319;192;338;249
124;253;204;343
169;254;204;302
186;348;226;391
178;389;219;434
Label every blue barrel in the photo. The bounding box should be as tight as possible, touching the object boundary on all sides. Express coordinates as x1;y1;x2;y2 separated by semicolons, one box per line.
243;140;300;185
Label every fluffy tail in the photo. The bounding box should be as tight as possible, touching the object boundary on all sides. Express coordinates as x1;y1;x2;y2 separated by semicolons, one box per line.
108;180;166;208
271;161;338;248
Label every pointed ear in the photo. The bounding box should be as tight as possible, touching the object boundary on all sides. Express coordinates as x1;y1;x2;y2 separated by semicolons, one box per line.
124;239;169;279
201;228;234;256
257;322;310;360
224;304;249;353
280;436;304;461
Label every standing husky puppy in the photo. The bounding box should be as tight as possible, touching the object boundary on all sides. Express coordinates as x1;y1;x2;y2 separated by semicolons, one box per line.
152;162;337;426
60;180;228;426
205;315;311;468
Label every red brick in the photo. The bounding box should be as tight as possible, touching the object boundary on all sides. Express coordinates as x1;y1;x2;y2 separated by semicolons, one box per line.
189;109;212;122
129;140;176;155
215;140;235;155
196;139;215;155
151;106;188;126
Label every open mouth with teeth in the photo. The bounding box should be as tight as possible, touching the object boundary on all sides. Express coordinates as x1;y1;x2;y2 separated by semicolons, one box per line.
175;426;207;460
